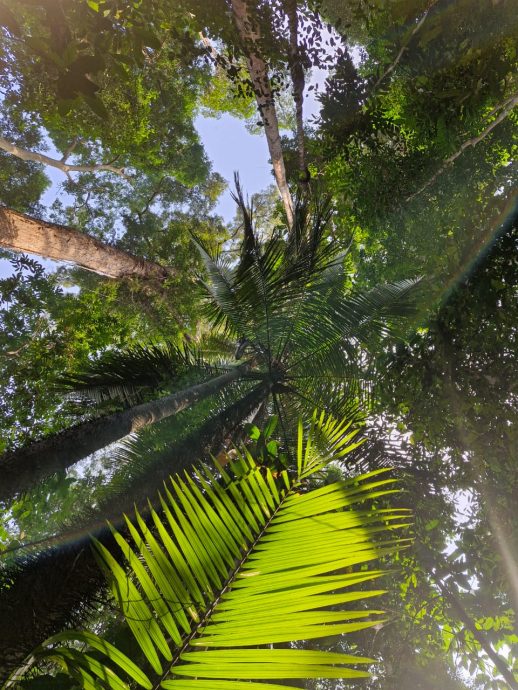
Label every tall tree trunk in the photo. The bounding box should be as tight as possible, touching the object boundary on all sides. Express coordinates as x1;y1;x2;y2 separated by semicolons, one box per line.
0;206;173;281
230;0;294;227
0;366;248;503
0;383;270;681
286;0;307;186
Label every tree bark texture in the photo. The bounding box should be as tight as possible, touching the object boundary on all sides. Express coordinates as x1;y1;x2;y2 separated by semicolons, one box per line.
0;383;270;681
0;367;248;503
230;0;294;227
0;206;173;281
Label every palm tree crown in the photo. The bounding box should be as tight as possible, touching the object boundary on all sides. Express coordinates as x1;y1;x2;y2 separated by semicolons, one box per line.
195;181;420;432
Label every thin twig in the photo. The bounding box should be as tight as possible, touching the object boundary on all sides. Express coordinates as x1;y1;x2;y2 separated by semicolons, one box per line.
199;32;230;69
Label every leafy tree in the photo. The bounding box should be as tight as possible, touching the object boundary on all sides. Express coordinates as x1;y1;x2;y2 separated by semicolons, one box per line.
0;0;210;184
333;207;518;688
316;0;518;284
0;1;515;687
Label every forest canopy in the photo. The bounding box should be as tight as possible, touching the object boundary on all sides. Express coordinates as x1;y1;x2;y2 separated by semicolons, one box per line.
0;1;517;689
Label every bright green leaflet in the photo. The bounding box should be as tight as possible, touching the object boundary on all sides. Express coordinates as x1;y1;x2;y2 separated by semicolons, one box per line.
29;413;411;689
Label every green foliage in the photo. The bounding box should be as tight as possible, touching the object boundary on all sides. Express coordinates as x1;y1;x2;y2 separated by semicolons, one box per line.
0;1;516;687
196;187;421;422
0;0;209;181
0;260;172;451
341;213;518;688
58;341;217;406
25;415;410;689
317;0;518;285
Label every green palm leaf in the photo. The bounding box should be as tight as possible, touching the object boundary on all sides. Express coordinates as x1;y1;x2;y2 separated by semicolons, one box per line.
31;413;411;690
193;185;421;432
57;341;219;405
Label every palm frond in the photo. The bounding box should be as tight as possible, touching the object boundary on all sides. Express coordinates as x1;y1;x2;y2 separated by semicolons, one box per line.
231;172;260;281
194;186;420;431
194;189;348;366
194;236;265;347
58;342;217;405
285;277;423;375
30;414;411;690
283;193;337;284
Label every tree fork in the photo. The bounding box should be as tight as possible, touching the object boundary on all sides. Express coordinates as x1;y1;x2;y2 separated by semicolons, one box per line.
0;136;129;180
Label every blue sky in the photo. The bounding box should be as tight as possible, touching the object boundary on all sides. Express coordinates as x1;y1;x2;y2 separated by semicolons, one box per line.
196;65;326;220
196;114;273;221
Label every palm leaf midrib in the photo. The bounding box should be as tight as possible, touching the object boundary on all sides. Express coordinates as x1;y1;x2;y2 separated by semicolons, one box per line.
154;468;295;687
30;414;410;689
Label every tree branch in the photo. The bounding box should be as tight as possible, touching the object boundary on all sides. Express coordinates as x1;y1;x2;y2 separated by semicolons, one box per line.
0;206;173;281
199;32;231;69
0;136;131;180
418;541;518;689
60;137;80;163
370;0;439;96
407;93;518;200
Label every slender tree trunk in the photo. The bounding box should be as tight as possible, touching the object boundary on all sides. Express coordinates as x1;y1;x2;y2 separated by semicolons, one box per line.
286;0;307;186
0;367;248;503
0;206;173;281
230;0;294;227
0;383;269;681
